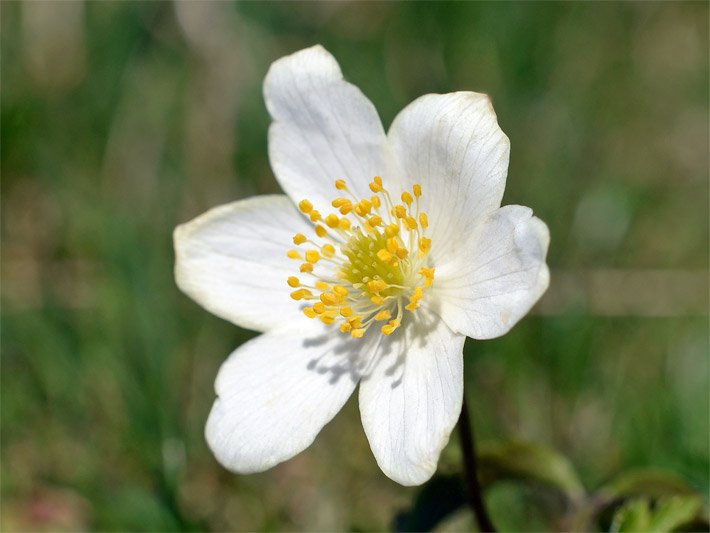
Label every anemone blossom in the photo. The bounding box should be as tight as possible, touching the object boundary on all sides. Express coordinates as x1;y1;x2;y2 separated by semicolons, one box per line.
174;45;550;486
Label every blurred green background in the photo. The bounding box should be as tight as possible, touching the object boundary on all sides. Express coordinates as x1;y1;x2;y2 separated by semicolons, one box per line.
1;1;708;531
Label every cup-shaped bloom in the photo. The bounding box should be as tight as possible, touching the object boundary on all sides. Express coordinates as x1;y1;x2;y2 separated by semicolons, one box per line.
174;45;549;486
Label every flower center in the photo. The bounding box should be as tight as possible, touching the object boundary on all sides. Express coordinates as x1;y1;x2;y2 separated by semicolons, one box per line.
287;176;435;338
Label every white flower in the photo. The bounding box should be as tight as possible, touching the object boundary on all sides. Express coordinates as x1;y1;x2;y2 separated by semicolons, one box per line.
174;45;550;486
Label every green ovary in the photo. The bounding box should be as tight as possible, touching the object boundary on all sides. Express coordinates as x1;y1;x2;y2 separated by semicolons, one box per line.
338;230;404;299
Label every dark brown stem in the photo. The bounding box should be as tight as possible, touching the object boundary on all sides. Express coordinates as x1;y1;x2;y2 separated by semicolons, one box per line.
458;392;497;532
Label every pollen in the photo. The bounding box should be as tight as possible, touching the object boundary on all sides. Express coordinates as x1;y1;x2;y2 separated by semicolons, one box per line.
287;177;435;339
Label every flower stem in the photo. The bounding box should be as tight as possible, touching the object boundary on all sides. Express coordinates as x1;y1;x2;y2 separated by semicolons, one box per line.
458;392;497;532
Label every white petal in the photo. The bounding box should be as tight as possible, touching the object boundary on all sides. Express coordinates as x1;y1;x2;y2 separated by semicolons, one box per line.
205;322;364;473
387;92;510;264
265;45;388;214
174;195;312;332
358;308;465;486
435;205;550;340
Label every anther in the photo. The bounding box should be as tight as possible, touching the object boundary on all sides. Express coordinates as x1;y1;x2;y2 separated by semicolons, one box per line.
298;199;313;213
325;214;340;228
305;250;320;263
381;321;399;335
375;310;391;321
320;314;336;325
333;286;349;297
418;237;431;254
320;292;339;305
322;244;336;257
419;213;428;229
290;289;309;301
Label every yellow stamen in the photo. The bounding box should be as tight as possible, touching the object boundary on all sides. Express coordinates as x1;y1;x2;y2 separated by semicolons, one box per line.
325;214;340;228
322;244;336;257
320;314;336;325
321;292;339;305
298;199;313;213
375;309;391;321
288;177;435;339
418;237;431;254
333;285;349;297
368;215;382;227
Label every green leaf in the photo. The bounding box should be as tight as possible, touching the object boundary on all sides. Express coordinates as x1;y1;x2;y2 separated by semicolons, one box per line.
648;495;703;532
600;469;698;501
610;498;651;532
477;440;586;501
609;496;703;533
